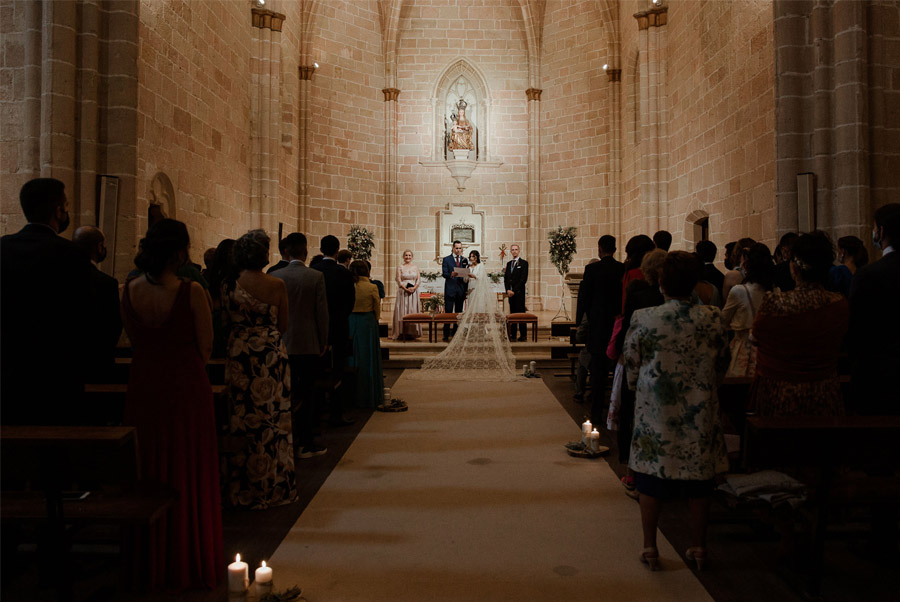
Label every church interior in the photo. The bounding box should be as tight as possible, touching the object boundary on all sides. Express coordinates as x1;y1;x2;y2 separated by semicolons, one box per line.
1;0;899;600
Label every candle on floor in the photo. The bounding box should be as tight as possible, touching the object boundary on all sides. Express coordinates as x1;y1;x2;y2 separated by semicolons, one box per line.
255;560;273;584
582;419;592;444
590;428;600;452
228;553;249;593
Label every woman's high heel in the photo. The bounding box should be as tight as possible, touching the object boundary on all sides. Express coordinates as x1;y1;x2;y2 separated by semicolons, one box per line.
640;547;660;571
685;547;706;571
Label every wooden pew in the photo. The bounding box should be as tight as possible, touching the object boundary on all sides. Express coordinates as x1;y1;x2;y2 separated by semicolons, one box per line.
1;426;177;595
743;415;900;597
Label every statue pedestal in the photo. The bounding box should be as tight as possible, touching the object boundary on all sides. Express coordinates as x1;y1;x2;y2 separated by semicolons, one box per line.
452;149;471;160
445;158;477;191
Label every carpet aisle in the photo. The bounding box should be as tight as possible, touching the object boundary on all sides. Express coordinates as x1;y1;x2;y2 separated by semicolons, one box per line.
268;372;713;602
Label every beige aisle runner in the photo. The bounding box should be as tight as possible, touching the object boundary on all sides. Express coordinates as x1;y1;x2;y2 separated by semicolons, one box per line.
268;373;713;602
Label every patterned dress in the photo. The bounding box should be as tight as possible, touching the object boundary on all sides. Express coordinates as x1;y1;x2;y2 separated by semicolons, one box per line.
222;282;297;509
623;299;731;481
750;284;848;417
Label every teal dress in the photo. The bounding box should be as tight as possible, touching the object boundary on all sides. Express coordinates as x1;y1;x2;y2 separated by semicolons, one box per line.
349;278;385;408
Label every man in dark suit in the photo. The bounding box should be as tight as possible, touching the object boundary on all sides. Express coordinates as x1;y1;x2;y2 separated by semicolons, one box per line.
266;236;290;274
696;240;724;298
441;240;468;341
1;178;92;425
271;233;330;458
849;203;900;415
73;226;123;383
773;232;799;292
504;243;529;341
313;235;356;426
575;235;625;423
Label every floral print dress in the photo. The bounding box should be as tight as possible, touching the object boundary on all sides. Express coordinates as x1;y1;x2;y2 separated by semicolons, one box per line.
623;299;731;481
222;282;296;509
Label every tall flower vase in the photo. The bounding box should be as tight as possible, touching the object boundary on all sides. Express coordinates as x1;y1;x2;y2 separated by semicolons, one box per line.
551;273;572;322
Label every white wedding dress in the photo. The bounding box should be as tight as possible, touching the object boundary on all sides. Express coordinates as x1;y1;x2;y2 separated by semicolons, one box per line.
410;262;518;381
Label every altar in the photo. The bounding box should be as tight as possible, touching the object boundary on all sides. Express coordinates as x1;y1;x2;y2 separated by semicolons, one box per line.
418;279;506;295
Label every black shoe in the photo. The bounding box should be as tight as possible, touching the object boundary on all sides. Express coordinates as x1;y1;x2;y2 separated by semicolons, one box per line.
329;418;355;427
518;337;528;342
298;445;327;459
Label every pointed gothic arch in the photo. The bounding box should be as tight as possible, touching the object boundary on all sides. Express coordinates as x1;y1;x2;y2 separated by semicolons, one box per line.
431;58;493;162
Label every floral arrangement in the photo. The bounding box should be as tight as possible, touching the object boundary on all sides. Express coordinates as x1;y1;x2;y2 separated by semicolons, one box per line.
421;293;445;313
548;226;577;275
347;225;374;260
421;271;440;282
487;271;503;284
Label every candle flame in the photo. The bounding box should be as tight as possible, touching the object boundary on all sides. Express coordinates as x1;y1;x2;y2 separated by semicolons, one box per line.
262;560;267;568
235;553;241;563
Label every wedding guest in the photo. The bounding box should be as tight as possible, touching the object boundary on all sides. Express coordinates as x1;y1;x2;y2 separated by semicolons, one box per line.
201;247;216;281
611;249;666;496
722;237;756;301
772;232;800;292
827;235;868;297
1;177;91;425
121;219;223;589
849;203;900;415
337;249;353;267
349;260;385;408
620;235;656;311
222;229;298;503
392;249;422;340
624;251;729;572
721;243;773;378
206;238;236;358
313;235;356;426
73;225;123;383
751;232;849;417
504;243;529;341
696;240;724;297
723;241;737;271
365;260;386;299
653;230;672;251
271;233;330;458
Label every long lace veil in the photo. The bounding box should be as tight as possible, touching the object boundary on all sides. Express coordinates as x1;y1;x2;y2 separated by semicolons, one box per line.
409;263;519;381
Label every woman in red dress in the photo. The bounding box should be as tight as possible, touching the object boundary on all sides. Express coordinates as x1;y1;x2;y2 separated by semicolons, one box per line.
122;219;223;590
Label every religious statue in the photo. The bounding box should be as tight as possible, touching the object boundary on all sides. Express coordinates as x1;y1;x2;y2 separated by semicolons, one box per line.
449;98;474;151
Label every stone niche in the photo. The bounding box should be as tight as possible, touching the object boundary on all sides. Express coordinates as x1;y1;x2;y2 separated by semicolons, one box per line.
436;203;485;259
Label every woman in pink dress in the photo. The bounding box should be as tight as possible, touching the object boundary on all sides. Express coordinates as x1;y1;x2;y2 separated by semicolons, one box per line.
391;250;422;340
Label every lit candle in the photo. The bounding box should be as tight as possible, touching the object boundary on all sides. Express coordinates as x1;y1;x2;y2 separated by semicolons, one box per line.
228;553;249;593
581;419;592;444
255;560;273;584
590;428;600;452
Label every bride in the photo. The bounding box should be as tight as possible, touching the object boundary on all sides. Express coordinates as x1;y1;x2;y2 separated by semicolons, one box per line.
410;249;518;381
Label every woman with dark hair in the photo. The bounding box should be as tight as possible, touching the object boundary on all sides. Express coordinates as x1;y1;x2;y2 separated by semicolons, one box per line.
623;251;730;572
620;235;657;310
721;243;774;377
827;235;868;297
722;237;756;300
221;229;296;509
349;260;385;407
121;219;223;590
751;232;849;416
207;238;236;358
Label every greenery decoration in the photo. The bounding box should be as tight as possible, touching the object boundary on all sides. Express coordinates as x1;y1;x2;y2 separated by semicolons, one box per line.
421;271;440;282
548;226;577;275
347;225;375;260
421;293;445;313
260;585;304;602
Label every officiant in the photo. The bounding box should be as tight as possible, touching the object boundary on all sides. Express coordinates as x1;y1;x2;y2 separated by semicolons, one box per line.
442;240;468;341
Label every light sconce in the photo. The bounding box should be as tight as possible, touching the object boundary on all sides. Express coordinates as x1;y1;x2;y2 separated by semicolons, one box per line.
314;62;319;69
603;64;608;70
254;0;265;6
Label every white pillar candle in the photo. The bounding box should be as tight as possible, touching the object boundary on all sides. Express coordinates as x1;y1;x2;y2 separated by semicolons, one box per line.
582;419;592;444
590;428;600;452
228;553;249;593
255;560;273;584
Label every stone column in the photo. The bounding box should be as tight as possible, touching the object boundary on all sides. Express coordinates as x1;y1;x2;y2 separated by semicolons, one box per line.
298;64;315;233
526;87;542;311
634;6;668;235
251;8;285;253
383;87;400;303
607;68;623;252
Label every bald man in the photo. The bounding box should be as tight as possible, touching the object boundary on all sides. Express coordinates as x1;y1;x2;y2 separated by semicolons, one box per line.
73;226;122;383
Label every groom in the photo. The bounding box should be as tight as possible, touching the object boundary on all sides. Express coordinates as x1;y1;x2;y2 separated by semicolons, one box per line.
441;240;468;341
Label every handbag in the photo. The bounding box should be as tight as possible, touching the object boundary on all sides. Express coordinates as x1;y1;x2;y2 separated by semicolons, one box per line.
606;315;625;361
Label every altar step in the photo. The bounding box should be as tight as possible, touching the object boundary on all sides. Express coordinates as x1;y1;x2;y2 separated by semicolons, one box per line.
382;339;575;368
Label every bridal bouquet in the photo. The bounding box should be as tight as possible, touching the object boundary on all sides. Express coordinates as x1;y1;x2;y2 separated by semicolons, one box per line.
548;226;577;275
347;225;374;260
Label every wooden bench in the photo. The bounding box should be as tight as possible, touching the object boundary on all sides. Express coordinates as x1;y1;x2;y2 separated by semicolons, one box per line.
743;415;900;597
1;426;177;594
400;313;435;342
433;312;459;340
507;312;538;342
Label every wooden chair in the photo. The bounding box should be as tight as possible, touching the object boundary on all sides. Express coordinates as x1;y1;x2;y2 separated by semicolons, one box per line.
432;312;459;341
506;312;538;341
400;313;434;342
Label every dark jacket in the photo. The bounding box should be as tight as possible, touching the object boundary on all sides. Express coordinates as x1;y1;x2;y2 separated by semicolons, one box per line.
576;256;625;354
312;258;356;348
442;254;469;299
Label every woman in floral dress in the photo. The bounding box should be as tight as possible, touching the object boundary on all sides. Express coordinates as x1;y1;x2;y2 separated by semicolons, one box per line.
624;252;730;572
222;230;297;509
